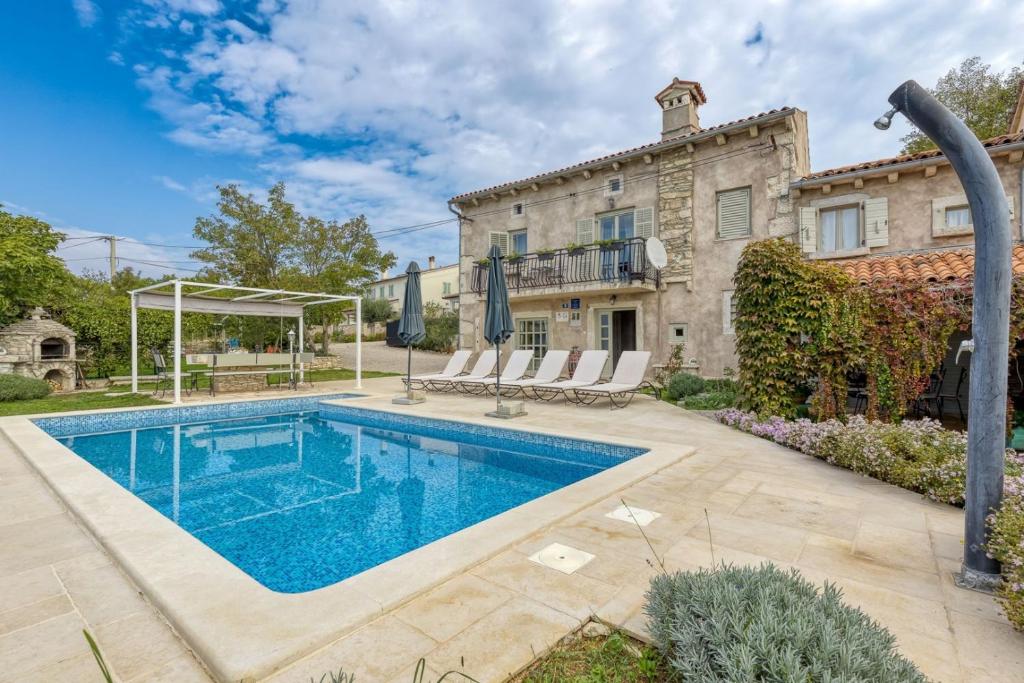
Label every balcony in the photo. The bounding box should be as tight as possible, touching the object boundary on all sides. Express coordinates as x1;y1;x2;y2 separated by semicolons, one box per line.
469;237;660;300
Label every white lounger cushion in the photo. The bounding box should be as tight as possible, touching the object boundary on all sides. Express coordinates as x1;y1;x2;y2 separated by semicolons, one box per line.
456;349;534;385
534;349;608;391
500;350;570;387
409;349;472;381
576;351;651;393
437;349;498;383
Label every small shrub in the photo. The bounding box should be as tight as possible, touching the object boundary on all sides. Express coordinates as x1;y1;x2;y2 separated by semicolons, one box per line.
679;391;736;411
646;564;927;682
989;451;1024;631
0;374;52;402
665;372;705;401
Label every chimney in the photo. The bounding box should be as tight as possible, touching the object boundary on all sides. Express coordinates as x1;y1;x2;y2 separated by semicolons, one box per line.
380;268;389;279
428;255;436;270
655;78;707;140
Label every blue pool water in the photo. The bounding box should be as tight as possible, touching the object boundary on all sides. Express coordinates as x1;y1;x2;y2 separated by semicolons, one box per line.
39;400;645;593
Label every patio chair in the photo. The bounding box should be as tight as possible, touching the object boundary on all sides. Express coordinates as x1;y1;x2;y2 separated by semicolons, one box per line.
528;349;609;401
568;351;653;409
426;349;499;391
403;349;472;390
151;349;191;398
489;350;570;397
450;349;534;395
914;366;945;418
938;366;968;423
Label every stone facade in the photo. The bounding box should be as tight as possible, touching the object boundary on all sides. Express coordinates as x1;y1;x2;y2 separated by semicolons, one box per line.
0;308;77;391
657;147;695;284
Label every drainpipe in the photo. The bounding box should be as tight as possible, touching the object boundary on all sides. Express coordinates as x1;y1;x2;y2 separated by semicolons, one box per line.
879;80;1010;591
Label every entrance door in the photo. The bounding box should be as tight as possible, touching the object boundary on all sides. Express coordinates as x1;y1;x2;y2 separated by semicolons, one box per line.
596;309;637;374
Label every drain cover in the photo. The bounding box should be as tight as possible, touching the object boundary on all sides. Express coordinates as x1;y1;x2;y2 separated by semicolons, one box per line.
605;504;661;527
527;542;595;574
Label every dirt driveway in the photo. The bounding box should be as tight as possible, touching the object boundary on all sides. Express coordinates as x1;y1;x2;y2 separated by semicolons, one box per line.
328;340;451;375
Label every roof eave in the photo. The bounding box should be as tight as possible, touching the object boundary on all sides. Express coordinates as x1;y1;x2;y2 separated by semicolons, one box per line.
450;108;798;203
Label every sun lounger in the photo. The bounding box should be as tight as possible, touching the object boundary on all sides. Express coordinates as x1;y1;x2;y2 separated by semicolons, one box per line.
426;349;499;391
569;351;653;408
489;350;570;397
450;349;534;394
404;349;472;389
529;349;609;401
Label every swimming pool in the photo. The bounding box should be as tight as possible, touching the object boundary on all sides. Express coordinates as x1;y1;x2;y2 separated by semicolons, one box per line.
37;399;646;593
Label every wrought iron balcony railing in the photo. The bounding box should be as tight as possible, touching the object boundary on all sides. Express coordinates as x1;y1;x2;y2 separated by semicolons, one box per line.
469;237;659;295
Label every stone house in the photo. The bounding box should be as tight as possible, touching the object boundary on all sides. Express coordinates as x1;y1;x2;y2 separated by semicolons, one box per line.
449;77;1024;381
450;79;808;376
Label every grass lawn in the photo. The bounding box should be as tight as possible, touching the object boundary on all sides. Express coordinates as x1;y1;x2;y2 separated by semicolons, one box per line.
102;366;398;393
0;391;163;417
513;631;674;683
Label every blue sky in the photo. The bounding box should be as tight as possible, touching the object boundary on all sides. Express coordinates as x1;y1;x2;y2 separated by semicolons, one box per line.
2;0;1022;279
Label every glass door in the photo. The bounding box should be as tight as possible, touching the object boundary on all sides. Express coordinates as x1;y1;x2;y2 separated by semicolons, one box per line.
516;318;548;372
597;311;613;376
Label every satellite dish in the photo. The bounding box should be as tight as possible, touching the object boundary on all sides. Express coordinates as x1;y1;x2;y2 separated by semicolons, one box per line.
645;237;668;270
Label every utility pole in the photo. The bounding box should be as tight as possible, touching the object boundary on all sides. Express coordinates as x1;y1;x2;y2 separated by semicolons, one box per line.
105;236;117;284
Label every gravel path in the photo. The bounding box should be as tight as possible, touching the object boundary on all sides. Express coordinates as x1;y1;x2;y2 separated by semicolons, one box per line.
327;340;451;375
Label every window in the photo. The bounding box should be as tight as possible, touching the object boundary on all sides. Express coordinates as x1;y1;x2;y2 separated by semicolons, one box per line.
511;202;524;217
442;281;452;295
488;231;511;255
946;205;971;228
723;290;737;335
509;229;528;255
378;285;385;298
598;210;635;240
669;323;688;345
819;205;861;251
605;174;624;196
716;187;752;239
516;318;548;372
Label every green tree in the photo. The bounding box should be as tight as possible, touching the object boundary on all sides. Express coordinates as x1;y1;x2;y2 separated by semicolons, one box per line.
191;182;300;286
290;215;395;353
361;297;394;325
901;56;1023;154
0;206;68;326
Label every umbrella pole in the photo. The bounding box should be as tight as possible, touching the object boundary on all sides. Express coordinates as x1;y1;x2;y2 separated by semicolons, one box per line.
495;340;502;411
407;342;412;399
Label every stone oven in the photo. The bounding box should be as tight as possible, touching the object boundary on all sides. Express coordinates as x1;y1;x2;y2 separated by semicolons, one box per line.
0;308;77;391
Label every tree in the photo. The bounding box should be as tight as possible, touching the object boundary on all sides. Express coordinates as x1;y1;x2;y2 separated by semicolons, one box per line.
0;206;68;326
361;297;394;325
901;57;1023;154
290;215;395;353
191;182;300;287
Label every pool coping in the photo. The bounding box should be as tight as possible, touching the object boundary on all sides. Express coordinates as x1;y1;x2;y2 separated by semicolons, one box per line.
0;394;693;682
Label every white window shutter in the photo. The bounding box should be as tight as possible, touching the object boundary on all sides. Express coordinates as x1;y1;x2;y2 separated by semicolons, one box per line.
488;231;510;255
863;197;889;247
799;207;818;253
575;218;594;244
716;188;751;239
634;207;655;238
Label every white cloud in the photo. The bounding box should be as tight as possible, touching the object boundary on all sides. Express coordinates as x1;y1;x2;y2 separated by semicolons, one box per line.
154;175;188;192
118;0;1024;267
72;0;99;27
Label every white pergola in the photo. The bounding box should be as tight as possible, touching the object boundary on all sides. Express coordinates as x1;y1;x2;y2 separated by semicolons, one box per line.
129;280;362;403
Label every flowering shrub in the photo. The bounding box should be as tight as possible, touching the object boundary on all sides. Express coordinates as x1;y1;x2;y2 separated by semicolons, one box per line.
717;408;1024;630
989;452;1024;631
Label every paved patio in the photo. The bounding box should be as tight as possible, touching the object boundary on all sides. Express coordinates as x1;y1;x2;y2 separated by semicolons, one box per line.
1;377;1022;682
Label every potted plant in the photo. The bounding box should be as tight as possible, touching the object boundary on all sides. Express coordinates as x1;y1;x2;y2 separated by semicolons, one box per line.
536;248;556;261
507;252;525;264
566;242;587;256
475;257;490;268
596;238;625;251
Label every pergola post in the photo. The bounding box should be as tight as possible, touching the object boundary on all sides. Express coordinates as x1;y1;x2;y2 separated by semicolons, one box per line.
130;292;138;394
355;297;362;389
173;280;182;404
298;311;305;384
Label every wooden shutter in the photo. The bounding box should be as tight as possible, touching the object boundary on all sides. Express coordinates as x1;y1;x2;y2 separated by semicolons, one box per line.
488;231;510;255
799;207;818;253
716;188;751;239
863;197;889;247
575;217;594;244
634;207;655;239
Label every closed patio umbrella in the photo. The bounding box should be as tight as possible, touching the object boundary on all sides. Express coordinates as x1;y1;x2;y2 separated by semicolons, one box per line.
397;261;426;402
483;244;514;414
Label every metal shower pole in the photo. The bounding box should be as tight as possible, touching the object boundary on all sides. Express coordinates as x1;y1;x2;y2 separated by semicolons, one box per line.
881;80;1010;590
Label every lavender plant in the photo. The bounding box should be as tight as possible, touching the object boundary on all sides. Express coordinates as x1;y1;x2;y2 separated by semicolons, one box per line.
645;564;927;682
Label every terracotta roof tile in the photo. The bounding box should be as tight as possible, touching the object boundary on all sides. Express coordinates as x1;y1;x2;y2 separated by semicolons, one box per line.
450;108;796;202
837;244;1024;286
802;132;1024;182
